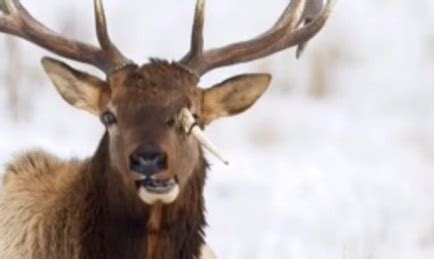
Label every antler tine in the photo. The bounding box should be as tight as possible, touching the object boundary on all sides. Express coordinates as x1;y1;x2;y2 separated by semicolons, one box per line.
279;0;337;57
272;1;304;32
184;0;205;62
0;0;132;74
295;0;326;58
256;0;314;58
181;0;337;76
94;0;132;72
0;0;8;14
181;0;306;74
1;0;17;15
232;0;336;62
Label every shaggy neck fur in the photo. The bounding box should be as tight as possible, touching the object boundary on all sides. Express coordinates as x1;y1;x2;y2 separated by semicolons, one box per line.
76;133;207;259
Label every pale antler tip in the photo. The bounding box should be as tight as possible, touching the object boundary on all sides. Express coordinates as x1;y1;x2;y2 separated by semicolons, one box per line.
197;0;205;10
94;0;106;23
180;108;229;166
0;1;5;12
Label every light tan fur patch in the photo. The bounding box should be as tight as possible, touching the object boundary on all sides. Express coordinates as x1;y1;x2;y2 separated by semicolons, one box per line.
0;150;82;259
200;244;218;259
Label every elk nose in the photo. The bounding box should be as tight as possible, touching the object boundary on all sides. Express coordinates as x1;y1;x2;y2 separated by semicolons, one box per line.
130;149;167;177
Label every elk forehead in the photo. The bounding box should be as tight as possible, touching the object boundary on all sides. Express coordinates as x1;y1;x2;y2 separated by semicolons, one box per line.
111;62;200;95
108;63;201;114
106;62;204;142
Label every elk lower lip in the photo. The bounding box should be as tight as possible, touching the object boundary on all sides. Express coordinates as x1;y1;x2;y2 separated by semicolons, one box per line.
137;178;176;194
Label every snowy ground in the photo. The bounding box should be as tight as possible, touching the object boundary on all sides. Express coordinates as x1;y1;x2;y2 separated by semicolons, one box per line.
2;0;434;258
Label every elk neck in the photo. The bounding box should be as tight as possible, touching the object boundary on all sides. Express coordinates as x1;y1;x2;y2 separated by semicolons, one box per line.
76;132;208;259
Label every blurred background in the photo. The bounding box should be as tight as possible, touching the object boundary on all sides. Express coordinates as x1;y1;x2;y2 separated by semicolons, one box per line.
2;0;434;258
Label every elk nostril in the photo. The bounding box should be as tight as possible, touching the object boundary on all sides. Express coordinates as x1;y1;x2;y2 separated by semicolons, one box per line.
153;154;167;170
130;151;167;176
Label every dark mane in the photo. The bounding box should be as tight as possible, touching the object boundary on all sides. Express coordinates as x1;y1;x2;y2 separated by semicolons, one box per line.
72;133;207;259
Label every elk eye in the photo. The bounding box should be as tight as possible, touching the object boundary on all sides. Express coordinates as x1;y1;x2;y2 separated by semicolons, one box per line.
101;111;117;126
166;117;177;127
193;114;199;120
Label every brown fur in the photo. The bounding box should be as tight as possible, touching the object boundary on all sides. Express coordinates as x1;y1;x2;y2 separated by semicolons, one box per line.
0;59;269;259
0;133;207;259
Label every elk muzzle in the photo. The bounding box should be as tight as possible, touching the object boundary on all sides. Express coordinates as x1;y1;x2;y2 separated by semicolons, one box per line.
130;146;179;204
130;147;167;177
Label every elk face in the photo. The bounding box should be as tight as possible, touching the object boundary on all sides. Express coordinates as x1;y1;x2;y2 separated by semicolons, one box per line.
41;58;271;205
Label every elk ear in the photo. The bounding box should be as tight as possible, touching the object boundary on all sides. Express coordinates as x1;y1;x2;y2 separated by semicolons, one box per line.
202;74;271;124
41;57;110;115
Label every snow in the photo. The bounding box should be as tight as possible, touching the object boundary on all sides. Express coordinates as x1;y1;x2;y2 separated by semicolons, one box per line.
2;0;434;258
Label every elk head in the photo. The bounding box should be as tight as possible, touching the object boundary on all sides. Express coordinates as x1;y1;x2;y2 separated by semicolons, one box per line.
0;0;336;205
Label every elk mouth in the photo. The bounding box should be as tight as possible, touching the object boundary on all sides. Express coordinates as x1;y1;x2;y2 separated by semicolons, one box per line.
135;176;180;204
135;177;177;194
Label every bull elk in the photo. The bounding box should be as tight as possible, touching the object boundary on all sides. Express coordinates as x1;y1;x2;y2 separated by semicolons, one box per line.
0;0;336;258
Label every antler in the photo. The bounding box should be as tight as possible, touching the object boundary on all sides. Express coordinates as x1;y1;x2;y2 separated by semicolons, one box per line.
180;0;337;76
0;0;132;74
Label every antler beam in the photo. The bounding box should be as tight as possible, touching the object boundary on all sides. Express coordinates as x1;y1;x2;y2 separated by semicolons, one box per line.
0;0;131;74
181;0;337;76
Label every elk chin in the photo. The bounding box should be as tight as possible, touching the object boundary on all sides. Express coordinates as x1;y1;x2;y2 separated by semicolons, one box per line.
137;184;180;204
136;178;180;204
